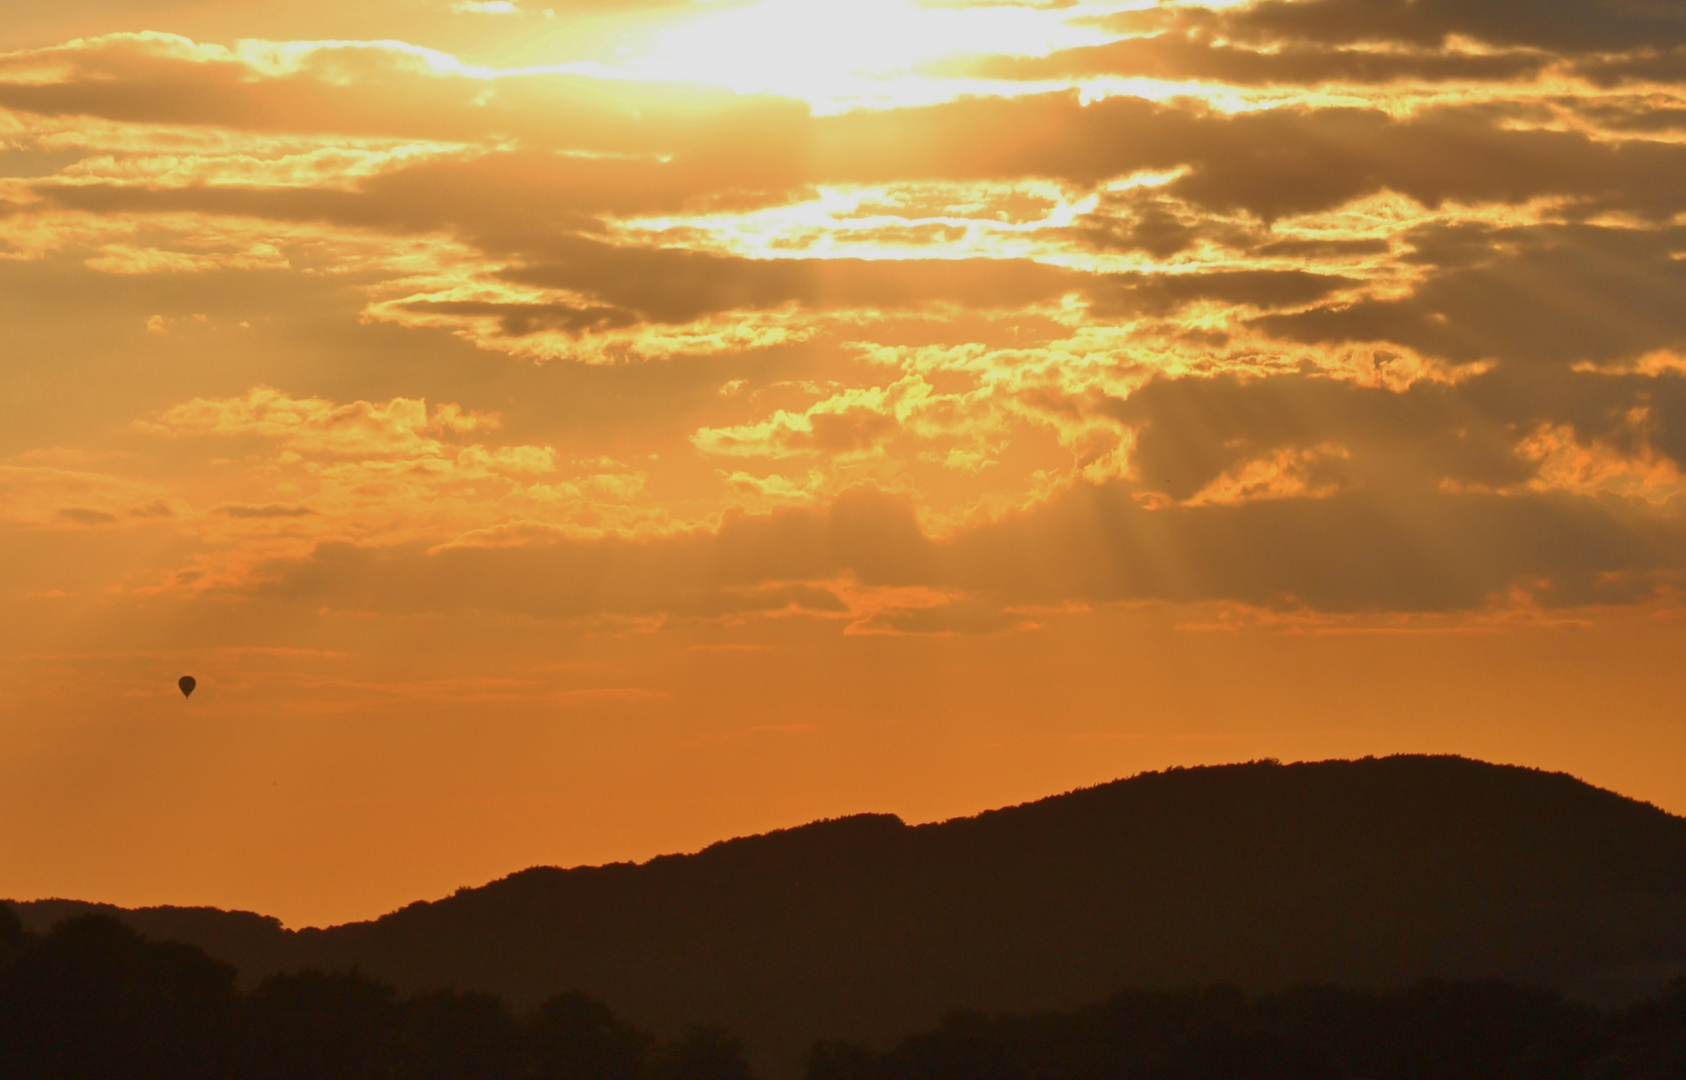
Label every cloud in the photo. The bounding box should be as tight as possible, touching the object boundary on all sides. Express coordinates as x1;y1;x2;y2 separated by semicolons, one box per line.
0;465;174;530
140;385;502;458
0;33;809;154
19;55;1686;251
1089;269;1359;318
957;36;1552;87
56;506;119;525
394;299;640;338
95;387;637;593
85;242;289;274
1103;373;1522;503
252;486;932;619
122;366;1683;622
815;94;1686;222
1215;0;1686;55
234;464;1686;624
1254;223;1686;367
7;7;1686;633
957;483;1683;614
215;503;315;518
498;238;1083;322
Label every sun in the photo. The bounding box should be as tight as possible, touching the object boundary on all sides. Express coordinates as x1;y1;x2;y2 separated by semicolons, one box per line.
611;0;1108;110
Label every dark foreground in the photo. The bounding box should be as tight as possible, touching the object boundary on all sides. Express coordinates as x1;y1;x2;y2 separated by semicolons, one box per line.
4;905;1685;1080
14;757;1686;1076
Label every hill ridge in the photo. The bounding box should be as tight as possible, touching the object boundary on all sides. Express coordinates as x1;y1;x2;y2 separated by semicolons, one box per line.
12;755;1686;1078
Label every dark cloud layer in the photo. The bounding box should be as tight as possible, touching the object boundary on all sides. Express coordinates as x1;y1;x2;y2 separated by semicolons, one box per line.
29;90;1686;362
1021;0;1686;90
0;38;808;153
1103;374;1527;503
501;239;1083;322
1111;367;1686;497
21;57;1686;226
811;95;1686;221
955;481;1681;613
251;362;1686;621
1221;0;1686;54
254;470;1685;622
1089;0;1686;55
1256;224;1686;366
961;36;1550;87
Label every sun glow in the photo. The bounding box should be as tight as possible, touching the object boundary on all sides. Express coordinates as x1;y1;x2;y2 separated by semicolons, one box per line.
614;0;1109;108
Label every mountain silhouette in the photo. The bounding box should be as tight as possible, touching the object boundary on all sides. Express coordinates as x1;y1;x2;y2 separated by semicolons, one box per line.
13;755;1686;1077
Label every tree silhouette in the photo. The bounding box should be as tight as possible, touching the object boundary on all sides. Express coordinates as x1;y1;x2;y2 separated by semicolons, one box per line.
656;1026;755;1080
6;903;1686;1080
0;914;237;1080
528;991;652;1080
243;969;401;1080
402;989;520;1080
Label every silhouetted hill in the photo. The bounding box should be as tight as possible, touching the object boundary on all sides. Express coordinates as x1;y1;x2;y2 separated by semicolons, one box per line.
813;979;1686;1080
14;756;1686;1078
7;910;1686;1079
9;901;296;979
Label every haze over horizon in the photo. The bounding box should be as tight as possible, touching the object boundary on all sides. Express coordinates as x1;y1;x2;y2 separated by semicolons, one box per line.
4;0;1686;928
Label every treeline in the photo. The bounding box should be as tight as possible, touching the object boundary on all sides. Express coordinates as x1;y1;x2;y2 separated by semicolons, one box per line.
0;907;750;1080
810;980;1686;1080
7;904;1686;1080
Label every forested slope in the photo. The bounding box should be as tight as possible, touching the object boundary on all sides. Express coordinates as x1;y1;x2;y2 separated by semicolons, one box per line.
16;756;1686;1076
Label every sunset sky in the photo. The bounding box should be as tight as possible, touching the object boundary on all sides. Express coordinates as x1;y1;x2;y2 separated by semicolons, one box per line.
4;0;1686;928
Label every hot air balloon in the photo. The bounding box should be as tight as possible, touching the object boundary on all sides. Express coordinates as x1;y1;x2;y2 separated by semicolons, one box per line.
178;675;196;699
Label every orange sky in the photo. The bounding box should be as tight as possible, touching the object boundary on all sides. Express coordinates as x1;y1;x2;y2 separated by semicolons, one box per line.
4;0;1686;928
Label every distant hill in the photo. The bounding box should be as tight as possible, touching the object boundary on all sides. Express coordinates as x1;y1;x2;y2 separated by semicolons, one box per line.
14;756;1686;1078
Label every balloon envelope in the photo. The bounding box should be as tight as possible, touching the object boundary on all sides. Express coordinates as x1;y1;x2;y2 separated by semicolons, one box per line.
178;675;196;699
